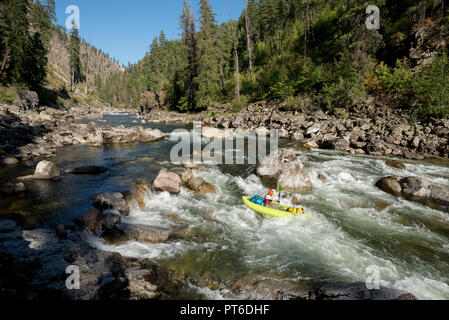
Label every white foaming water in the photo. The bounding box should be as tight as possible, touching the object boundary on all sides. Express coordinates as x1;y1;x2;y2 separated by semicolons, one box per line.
92;148;449;300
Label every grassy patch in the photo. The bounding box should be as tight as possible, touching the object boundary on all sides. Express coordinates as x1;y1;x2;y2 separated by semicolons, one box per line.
0;86;16;104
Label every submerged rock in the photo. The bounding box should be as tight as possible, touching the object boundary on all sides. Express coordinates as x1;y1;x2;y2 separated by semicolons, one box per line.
153;169;181;194
257;148;312;192
376;176;449;212
65;166;108;174
385;160;406;170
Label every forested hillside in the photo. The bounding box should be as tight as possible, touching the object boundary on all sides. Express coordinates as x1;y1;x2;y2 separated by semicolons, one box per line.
48;26;125;97
101;0;449;117
0;0;123;108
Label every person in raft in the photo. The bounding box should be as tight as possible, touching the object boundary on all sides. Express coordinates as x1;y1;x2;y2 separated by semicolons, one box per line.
264;189;278;206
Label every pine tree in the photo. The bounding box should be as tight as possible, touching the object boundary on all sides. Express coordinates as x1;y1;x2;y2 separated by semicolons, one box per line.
229;11;240;99
196;0;221;108
68;22;82;92
179;0;199;110
1;0;31;84
244;0;255;88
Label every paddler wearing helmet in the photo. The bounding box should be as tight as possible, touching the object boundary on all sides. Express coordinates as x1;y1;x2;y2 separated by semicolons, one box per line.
264;189;277;206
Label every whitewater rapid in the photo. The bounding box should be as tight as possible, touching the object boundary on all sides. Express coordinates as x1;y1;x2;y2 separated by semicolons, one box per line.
92;140;449;300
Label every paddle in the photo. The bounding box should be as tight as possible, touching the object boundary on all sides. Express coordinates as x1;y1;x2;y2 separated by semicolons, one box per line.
278;184;282;204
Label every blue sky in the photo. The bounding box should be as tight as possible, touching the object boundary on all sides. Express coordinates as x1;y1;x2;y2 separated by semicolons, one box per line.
55;0;244;66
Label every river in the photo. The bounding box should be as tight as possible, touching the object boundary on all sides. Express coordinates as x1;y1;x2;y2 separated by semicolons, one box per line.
1;113;449;300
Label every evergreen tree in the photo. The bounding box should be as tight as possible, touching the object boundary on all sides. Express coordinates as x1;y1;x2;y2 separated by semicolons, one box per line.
68;22;82;91
179;0;199;110
196;0;221;108
1;0;31;84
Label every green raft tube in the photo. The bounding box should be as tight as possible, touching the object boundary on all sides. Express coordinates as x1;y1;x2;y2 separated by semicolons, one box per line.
242;196;311;219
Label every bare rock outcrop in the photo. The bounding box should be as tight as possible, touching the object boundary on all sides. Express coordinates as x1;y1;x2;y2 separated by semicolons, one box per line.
257;148;312;192
376;176;449;212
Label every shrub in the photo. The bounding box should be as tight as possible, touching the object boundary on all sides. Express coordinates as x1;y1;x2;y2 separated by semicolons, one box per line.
230;95;248;113
414;52;449;117
0;86;16;104
376;59;414;95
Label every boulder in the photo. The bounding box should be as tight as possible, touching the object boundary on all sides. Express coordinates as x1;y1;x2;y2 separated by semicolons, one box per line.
312;282;416;300
93;192;130;216
303;140;319;149
14;182;26;192
201;127;231;139
376;176;449;212
33;160;60;180
318;173;327;181
79;208;103;235
257;148;312;192
109;224;174;244
153;169;181;194
65;166;108;174
181;169;194;185
14;90;39;110
385;160;406;170
199;182;216;195
1;182;15;194
1;157;19;166
187;176;205;192
168;215;183;223
101;210;122;230
125;181;149;210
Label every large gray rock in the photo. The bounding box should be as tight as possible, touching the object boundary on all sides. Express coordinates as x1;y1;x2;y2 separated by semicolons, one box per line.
101;210;122;230
153;169;181;194
376;176;449;212
102;126;165;144
201;127;231;139
312;282;416;300
17;160;61;181
93;192;130;216
102;224;175;245
1;157;19;166
257;148;312;192
14;90;39;110
34;160;60;180
78;208;103;235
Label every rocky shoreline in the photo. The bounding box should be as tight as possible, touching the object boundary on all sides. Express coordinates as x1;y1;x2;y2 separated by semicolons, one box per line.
0;98;446;300
0;102;164;164
0;215;417;300
142;99;449;160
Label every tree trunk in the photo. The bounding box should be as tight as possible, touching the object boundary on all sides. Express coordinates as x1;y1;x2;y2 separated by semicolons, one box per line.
304;2;309;61
0;48;9;75
85;53;89;95
244;0;254;88
70;71;73;92
230;12;240;99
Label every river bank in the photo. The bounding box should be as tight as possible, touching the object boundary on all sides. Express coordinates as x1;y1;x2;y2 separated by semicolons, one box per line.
141;99;449;160
1;110;449;300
